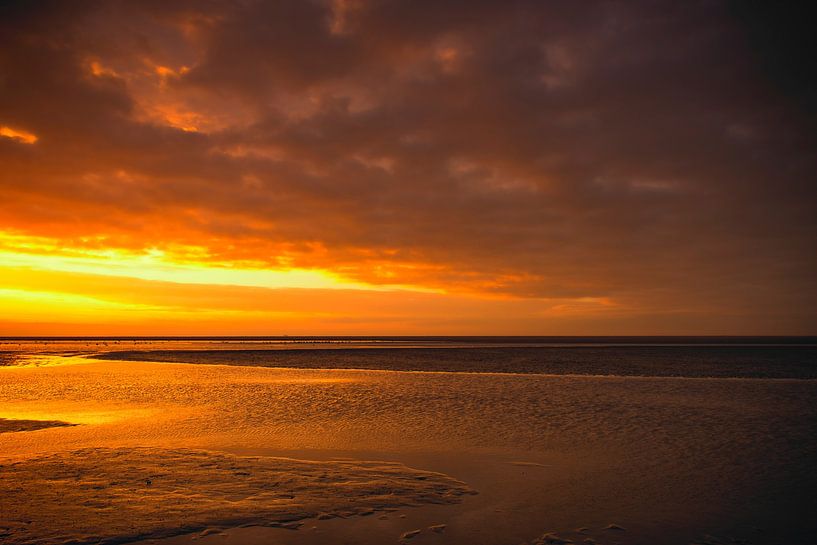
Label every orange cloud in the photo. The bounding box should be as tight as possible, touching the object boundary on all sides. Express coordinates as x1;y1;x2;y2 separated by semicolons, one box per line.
0;126;37;144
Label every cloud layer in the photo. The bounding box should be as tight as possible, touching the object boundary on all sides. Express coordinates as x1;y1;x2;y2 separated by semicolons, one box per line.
1;0;815;333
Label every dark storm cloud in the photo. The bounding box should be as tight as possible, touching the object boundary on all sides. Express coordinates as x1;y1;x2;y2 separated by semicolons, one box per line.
1;0;815;331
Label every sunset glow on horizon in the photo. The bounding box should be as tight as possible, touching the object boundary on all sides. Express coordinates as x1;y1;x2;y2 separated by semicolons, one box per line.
1;1;815;336
0;228;622;336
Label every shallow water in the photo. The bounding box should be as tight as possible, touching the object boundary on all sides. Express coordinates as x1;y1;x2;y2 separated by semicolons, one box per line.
97;344;817;378
4;338;816;378
1;344;816;544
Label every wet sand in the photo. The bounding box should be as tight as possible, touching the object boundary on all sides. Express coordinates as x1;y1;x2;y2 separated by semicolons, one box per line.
2;447;473;545
2;352;816;544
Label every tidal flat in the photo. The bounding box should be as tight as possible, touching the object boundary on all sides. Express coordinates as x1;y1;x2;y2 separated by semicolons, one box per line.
1;341;816;545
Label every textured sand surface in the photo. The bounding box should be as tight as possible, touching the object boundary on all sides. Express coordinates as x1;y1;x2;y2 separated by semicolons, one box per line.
2;353;816;545
0;447;473;545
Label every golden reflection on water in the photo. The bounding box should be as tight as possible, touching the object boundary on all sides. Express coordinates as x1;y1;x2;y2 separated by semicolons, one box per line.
0;355;373;459
0;402;155;426
10;354;104;367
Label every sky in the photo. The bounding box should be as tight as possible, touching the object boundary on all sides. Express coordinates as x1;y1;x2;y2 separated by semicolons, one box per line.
0;0;815;336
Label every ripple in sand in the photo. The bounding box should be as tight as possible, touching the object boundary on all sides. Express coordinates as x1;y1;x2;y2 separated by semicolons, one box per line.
0;447;475;545
400;529;422;540
690;535;751;545
508;461;551;468
533;533;574;544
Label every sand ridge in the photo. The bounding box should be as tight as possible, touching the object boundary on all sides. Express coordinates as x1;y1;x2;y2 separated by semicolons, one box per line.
0;418;76;434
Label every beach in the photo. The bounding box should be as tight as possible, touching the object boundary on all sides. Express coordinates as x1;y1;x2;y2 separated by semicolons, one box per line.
2;341;817;545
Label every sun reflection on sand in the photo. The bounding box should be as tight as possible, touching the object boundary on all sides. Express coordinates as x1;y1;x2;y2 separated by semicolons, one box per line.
0;402;156;426
0;356;369;451
7;354;103;367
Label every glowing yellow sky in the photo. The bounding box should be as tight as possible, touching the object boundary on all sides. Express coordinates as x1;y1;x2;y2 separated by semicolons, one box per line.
0;232;386;292
0;230;411;332
0;229;630;336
